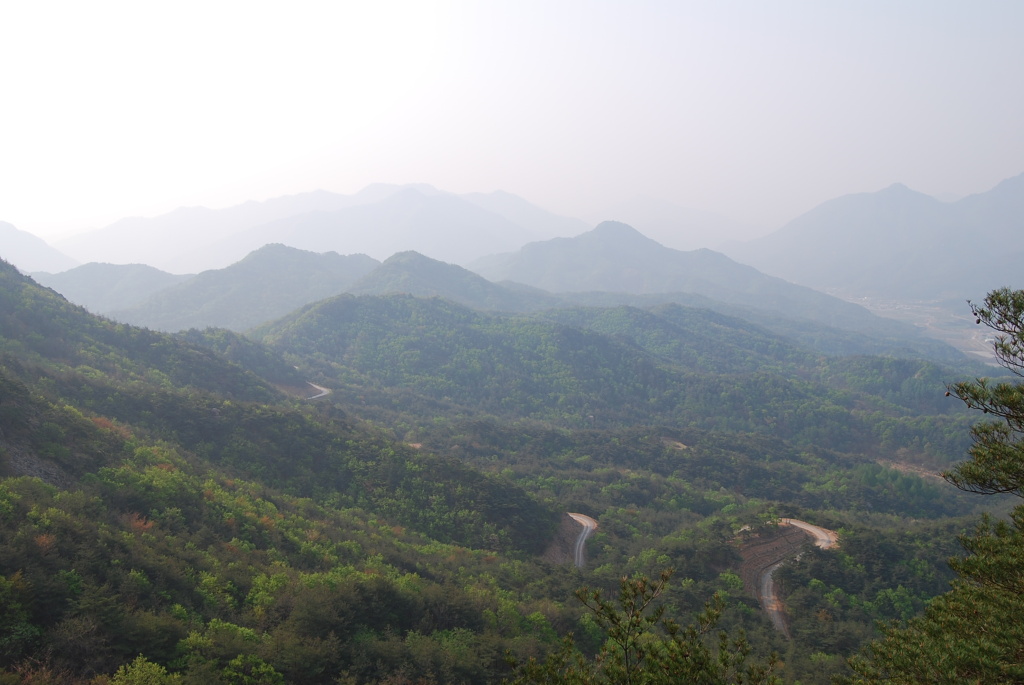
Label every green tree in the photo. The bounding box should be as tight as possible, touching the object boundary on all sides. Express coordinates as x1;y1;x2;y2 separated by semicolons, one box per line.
221;654;285;685
110;655;182;684
0;571;41;664
507;569;780;684
845;288;1024;684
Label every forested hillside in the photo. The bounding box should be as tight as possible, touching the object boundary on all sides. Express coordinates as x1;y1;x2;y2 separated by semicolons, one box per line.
110;246;380;332
0;256;1008;683
254;293;974;467
39;232;963;367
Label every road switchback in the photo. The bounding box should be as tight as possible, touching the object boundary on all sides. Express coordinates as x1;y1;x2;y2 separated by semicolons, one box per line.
567;513;598;568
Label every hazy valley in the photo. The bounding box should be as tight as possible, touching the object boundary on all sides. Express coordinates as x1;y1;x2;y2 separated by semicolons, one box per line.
1;175;1022;683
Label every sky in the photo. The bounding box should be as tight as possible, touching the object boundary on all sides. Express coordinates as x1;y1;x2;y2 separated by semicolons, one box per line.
2;0;1023;242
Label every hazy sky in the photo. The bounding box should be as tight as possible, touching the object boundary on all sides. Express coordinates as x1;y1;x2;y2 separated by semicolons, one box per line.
3;1;1022;240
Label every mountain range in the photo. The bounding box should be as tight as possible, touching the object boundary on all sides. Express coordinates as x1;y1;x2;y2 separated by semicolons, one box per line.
723;173;1024;303
36;222;961;362
212;187;541;267
586;195;760;250
0;221;78;273
107;245;379;332
0;227;997;683
7;171;1022;357
468;221;938;343
51;184;585;273
0;171;1021;682
33;263;192;314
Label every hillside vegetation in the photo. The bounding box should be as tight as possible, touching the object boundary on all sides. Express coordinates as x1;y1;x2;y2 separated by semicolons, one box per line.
0;256;1005;683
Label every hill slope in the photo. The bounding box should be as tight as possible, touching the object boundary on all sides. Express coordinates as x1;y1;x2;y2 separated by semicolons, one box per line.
0;221;78;273
0;254;990;683
70;237;965;362
0;257;554;550
345;250;562;312
468;221;949;346
253;292;972;451
110;244;379;332
33;262;192;313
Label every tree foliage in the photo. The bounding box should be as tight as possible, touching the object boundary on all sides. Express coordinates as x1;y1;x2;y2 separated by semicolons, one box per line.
0;257;999;683
507;570;780;685
846;287;1024;683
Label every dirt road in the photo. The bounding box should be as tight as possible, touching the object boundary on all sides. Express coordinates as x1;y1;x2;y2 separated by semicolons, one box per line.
306;382;332;400
567;513;598;568
780;518;838;549
739;519;839;637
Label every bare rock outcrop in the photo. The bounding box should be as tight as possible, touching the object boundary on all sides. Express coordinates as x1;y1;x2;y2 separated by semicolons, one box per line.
1;441;74;489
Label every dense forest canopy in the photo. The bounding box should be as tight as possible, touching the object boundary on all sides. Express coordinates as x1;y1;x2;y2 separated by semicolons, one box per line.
0;256;1014;684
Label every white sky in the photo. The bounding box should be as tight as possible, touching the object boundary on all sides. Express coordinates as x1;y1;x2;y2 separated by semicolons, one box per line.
2;0;1022;240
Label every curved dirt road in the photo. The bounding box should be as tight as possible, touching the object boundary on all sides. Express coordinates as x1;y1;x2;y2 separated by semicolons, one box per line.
780;518;838;549
567;513;598;568
760;559;789;634
756;519;839;636
306;382;332;400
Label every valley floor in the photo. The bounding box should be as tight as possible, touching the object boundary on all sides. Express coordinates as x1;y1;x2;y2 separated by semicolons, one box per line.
836;295;996;362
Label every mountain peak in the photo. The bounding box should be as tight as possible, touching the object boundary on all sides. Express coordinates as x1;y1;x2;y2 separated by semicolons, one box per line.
880;182;912;193
871;183;938;204
382;250;433;265
591;220;646;238
576;221;666;253
346;249;556;311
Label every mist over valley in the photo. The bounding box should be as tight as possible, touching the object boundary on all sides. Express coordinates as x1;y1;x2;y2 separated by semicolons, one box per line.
3;3;1023;681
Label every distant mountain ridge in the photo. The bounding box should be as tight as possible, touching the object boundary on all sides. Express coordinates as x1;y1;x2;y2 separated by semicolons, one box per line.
55;189;364;273
345;250;562;312
54;184;584;273
468;220;912;338
0;221;78;273
470;220;765;293
460;189;589;239
44;230;965;362
220;187;542;266
33;263;192;313
111;244;379;331
30;170;1024;310
587;195;760;250
724;174;1024;302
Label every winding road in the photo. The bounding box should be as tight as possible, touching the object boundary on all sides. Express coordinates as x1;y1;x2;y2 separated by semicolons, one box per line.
306;382;332;400
760;559;789;634
756;519;839;636
567;513;598;568
780;518;838;549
